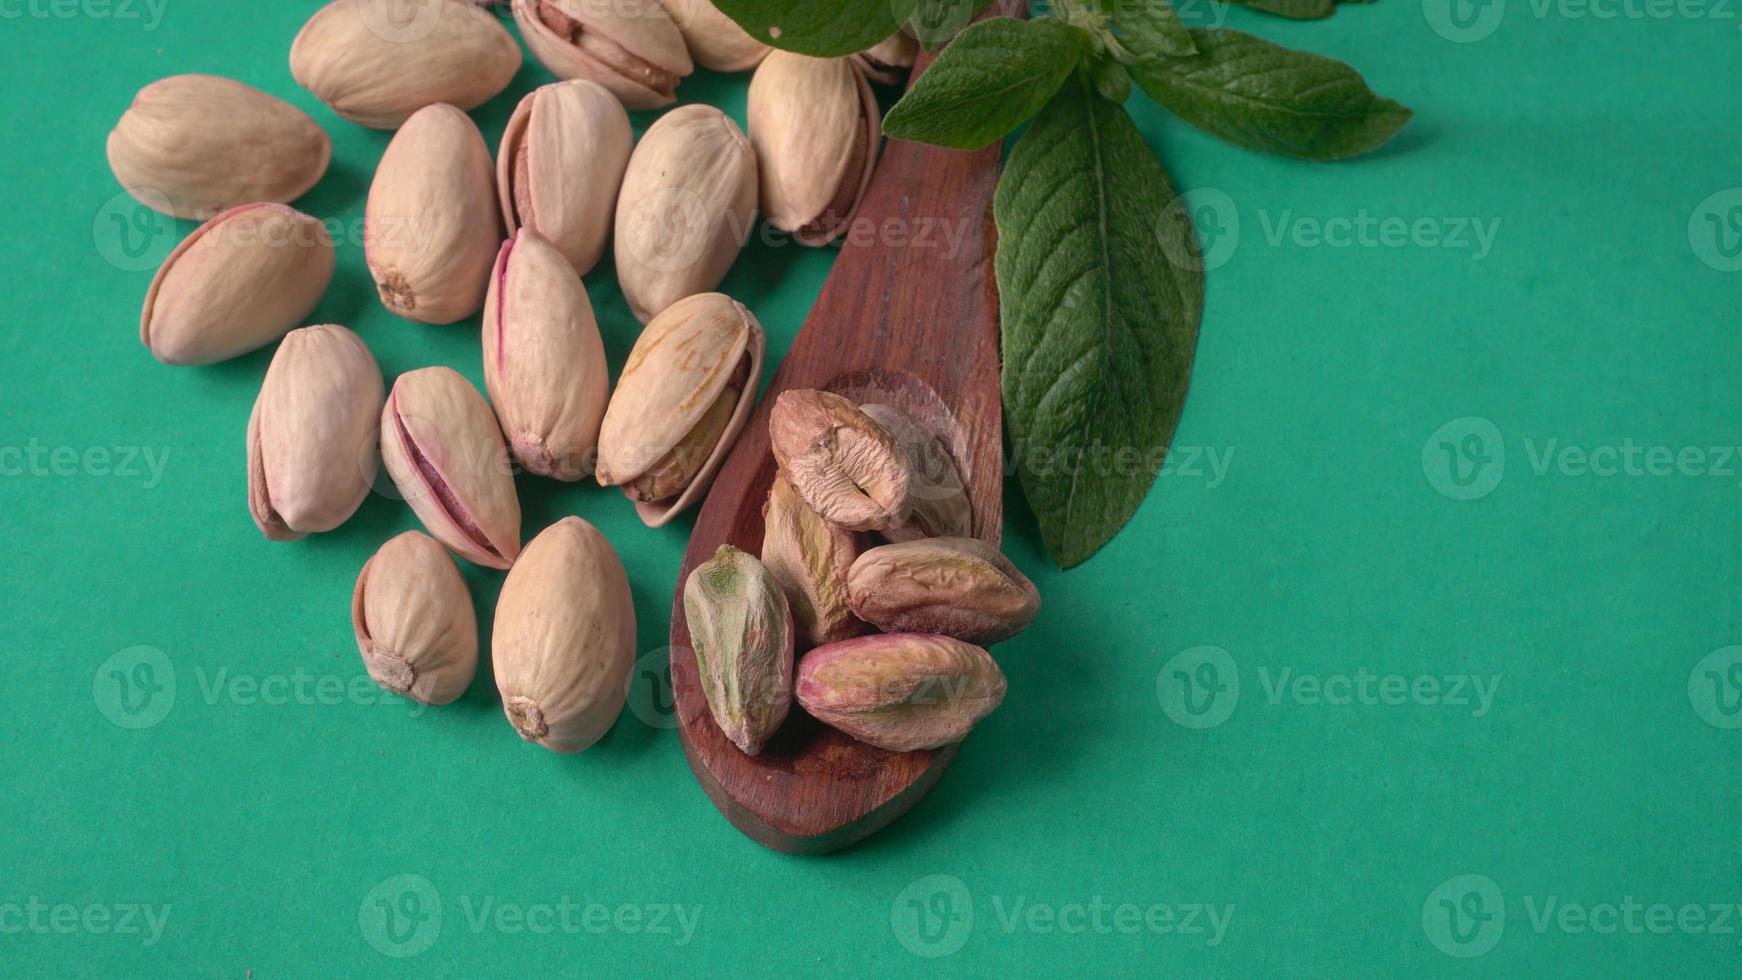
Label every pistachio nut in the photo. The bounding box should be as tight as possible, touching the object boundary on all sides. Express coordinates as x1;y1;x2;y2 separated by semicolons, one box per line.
847;538;1040;645
761;473;863;647
614;104;757;323
497;80;633;275
492;516;636;753
747;52;880;246
481;229;610;482
858;403;971;541
290;0;521;129
665;0;770;72
684;545;793;755
768;389;912;531
364;103;500;324
854;31;917;86
107;74;331;220
595;293;764;526
352;530;478;705
246;324;384;541
381;366;522;569
141;203;335;366
795;633;1007;752
512;0;694;111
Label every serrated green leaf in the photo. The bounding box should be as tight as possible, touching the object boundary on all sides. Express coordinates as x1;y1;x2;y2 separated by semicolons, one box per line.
711;0;914;57
1103;0;1197;59
884;18;1089;150
995;78;1204;568
1132;29;1411;160
910;0;999;50
1219;0;1336;19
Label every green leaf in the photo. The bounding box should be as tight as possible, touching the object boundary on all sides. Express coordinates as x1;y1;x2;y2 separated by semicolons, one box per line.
1087;58;1134;104
1132;29;1411;160
711;0;915;57
909;0;999;50
884;18;1089;151
995;78;1204;568
1219;0;1336;20
1103;0;1197;59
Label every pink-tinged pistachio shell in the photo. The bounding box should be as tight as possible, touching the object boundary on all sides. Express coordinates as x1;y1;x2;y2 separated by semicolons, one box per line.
352;530;478;705
364;103;500;324
594;293;764;527
859;403;971;542
247;324;384;541
492;516;636;753
854;31;917;86
290;0;522;129
141;203;335;366
481;229;609;482
614;104;758;323
847;538;1040;644
380;366;522;569
107;74;331;220
497;80;632;275
761;473;864;647
769;389;913;531
747;52;880;246
512;0;693;111
684;544;793;755
665;0;770;72
795;633;1006;752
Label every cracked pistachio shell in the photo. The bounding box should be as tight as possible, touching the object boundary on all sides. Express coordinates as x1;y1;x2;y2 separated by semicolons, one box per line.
381;366;522;569
364;103;500;324
107;74;331;220
665;0;770;72
769;389;912;531
512;0;693;111
859;403;971;542
595;293;764;526
847;538;1040;645
493;516;635;753
614;104;758;323
854;32;917;86
747;52;880;246
498;80;632;275
247;325;384;541
481;229;609;482
352;530;478;705
795;633;1006;752
761;473;863;647
684;545;793;756
290;0;521;130
142;203;335;366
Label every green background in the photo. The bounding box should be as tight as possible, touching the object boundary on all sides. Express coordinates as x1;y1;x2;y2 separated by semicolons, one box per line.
4;0;1739;975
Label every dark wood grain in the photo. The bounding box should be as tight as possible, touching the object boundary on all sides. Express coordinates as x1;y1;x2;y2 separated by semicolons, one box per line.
667;8;1016;855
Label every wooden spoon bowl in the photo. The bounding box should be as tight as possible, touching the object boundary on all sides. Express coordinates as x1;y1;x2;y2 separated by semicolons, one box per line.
667;13;1011;854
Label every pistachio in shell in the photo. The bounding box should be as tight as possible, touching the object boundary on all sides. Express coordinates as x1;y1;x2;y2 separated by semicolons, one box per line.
665;0;771;72
747;51;880;246
511;0;694;111
497;79;633;276
353;530;478;705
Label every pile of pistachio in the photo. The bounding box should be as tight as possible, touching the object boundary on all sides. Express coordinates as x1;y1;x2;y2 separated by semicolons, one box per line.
108;0;1030;757
685;390;1040;756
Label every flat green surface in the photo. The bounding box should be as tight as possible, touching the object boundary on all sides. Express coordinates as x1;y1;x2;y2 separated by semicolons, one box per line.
3;2;1739;976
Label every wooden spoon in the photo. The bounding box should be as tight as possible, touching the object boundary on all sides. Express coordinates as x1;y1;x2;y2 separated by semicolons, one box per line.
666;11;1014;855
